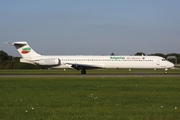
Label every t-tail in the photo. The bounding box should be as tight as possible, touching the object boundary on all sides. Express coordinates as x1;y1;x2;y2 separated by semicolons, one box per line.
11;41;41;58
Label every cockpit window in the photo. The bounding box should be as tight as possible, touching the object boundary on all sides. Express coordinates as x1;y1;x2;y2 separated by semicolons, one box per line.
162;59;166;61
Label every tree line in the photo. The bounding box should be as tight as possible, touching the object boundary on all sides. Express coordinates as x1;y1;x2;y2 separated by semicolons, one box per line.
0;51;180;69
0;51;40;69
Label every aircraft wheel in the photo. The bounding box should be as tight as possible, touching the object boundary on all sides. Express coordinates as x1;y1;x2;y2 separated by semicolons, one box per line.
164;69;168;74
81;69;86;74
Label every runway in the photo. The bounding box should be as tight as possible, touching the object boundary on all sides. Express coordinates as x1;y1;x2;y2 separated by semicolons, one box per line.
1;74;180;77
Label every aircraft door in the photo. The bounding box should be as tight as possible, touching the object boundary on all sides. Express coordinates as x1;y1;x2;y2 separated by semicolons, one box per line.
156;59;160;65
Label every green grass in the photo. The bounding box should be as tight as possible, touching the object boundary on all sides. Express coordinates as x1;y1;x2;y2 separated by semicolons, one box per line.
0;68;179;75
0;77;180;120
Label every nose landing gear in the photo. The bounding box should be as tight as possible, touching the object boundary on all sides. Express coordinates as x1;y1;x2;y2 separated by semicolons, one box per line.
164;68;168;74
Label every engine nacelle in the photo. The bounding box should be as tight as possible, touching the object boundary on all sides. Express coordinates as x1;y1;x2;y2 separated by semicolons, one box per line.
35;58;60;66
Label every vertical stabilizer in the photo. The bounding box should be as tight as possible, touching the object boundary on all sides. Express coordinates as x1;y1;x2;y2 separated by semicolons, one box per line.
11;41;41;58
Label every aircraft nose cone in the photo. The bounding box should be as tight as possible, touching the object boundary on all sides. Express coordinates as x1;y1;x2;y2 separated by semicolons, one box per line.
168;62;174;68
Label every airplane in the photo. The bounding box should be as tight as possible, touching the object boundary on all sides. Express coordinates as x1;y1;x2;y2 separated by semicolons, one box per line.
10;41;174;74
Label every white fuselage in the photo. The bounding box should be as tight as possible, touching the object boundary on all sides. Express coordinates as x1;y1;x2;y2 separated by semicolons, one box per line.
23;55;174;69
11;41;174;74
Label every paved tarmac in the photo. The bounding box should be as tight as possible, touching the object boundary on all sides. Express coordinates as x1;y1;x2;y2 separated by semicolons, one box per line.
0;74;180;77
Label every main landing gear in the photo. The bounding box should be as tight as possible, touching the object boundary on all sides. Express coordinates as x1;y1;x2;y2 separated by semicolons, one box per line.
81;69;86;74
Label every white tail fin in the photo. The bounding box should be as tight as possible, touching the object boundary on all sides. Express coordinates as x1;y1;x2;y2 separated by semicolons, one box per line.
11;41;41;58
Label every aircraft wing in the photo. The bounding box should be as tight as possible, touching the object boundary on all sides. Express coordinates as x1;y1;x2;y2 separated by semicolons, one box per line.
66;63;101;70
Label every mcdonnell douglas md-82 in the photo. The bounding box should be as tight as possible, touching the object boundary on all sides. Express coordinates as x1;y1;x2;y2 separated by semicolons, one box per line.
10;41;174;74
